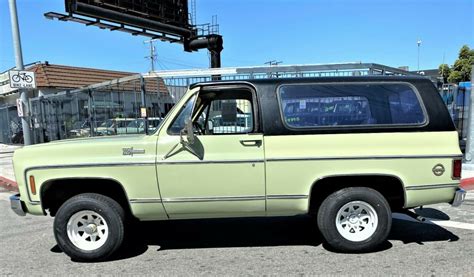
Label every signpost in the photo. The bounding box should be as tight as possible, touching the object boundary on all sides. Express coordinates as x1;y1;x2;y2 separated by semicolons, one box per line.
8;0;32;145
9;70;36;89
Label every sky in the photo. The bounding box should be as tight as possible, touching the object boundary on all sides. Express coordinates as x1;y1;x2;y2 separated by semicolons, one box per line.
0;0;473;74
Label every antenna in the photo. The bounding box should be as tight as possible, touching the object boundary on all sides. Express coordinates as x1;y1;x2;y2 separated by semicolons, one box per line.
264;60;283;66
417;39;422;71
144;39;158;72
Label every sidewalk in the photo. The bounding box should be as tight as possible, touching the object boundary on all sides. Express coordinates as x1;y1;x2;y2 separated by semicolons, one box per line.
0;144;21;191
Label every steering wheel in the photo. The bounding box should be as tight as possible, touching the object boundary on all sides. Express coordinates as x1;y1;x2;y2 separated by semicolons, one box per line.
193;122;204;135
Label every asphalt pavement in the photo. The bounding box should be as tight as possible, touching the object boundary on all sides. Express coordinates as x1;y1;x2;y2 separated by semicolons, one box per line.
0;188;473;276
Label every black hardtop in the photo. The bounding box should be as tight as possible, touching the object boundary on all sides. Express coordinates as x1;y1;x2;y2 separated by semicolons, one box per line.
190;76;455;135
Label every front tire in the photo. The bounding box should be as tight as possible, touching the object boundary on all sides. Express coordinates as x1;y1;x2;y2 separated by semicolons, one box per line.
317;187;392;252
54;193;125;262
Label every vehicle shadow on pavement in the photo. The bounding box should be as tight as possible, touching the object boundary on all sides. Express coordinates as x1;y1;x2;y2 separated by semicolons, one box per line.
112;216;323;261
413;208;451;220
388;218;459;245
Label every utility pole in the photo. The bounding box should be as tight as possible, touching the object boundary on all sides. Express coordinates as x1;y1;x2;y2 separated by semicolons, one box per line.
8;0;32;145
417;39;422;72
144;39;157;72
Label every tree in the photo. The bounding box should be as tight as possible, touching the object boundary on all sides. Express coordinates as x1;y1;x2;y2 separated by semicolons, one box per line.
446;45;473;83
438;64;451;83
448;70;462;84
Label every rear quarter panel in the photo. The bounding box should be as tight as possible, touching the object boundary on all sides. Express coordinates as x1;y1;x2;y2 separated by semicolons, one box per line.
264;131;461;215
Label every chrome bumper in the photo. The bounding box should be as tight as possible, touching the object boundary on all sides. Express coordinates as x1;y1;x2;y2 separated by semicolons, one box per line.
451;188;466;207
10;194;26;216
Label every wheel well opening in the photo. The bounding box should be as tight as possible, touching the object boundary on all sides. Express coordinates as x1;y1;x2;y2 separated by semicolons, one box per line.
308;175;405;214
40;178;132;217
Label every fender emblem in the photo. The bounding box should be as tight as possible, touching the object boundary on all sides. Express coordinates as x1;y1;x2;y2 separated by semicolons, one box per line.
122;147;145;156
432;164;445;176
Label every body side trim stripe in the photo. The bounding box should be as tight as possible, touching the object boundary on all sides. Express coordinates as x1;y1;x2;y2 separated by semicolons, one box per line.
267;194;308;199
131;194;311;204
266;154;462;162
405;183;459;190
157;159;264;165
161;196;266;202
129;198;162;204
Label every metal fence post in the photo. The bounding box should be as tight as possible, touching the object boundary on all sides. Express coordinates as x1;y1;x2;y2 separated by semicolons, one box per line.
465;65;474;163
88;89;94;137
140;76;148;134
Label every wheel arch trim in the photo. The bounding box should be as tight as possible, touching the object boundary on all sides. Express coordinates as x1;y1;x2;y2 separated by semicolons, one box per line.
308;173;407;211
39;176;133;215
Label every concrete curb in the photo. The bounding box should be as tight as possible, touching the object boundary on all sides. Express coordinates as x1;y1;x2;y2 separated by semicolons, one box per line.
0;176;18;192
460;177;474;191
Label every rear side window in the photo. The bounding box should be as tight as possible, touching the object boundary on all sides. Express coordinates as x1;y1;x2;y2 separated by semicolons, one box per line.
278;83;426;128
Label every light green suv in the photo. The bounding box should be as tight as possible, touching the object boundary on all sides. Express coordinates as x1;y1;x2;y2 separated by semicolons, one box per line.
10;76;466;261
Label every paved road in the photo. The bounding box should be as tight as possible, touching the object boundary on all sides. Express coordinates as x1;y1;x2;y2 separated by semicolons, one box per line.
0;189;473;275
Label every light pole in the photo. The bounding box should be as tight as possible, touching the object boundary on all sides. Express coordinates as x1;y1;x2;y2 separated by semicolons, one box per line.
8;0;32;145
417;39;422;72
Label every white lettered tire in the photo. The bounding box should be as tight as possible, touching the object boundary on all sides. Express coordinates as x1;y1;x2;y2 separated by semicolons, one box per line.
53;193;125;261
317;187;392;252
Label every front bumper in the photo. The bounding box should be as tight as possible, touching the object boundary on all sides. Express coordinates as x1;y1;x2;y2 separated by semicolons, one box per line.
10;194;26;216
451;188;466;207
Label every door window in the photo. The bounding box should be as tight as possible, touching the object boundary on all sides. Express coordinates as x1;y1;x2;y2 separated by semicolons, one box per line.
207;99;254;134
192;88;255;135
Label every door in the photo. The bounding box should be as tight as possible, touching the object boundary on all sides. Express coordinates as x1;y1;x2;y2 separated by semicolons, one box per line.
156;85;265;219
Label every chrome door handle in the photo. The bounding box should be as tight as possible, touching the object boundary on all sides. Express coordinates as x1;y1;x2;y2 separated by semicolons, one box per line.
239;139;262;147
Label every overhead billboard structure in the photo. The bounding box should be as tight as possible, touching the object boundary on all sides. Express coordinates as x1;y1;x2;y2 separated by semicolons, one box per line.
45;0;223;68
66;0;192;28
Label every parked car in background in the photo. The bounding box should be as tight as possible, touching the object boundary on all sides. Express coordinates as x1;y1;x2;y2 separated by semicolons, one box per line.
210;114;252;134
69;120;92;138
121;117;164;134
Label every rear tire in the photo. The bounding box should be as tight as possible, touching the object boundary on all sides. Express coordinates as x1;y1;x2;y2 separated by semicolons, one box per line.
53;193;125;262
317;187;391;252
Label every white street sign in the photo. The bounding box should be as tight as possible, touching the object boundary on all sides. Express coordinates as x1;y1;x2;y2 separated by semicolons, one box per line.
9;70;36;89
140;107;147;118
16;98;24;117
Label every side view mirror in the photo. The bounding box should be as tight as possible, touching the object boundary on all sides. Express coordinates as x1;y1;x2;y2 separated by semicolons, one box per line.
186;119;194;144
180;118;195;145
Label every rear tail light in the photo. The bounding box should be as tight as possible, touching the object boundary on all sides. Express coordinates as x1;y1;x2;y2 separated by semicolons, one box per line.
29;175;36;195
452;159;462;180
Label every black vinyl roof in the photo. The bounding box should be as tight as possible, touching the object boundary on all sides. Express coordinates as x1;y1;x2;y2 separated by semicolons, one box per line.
190;75;432;89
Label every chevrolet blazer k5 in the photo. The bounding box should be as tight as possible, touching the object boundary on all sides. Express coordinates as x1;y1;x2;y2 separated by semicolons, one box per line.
10;76;466;261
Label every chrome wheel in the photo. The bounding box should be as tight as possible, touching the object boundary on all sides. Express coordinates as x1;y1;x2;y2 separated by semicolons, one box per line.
335;201;378;242
66;210;109;251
